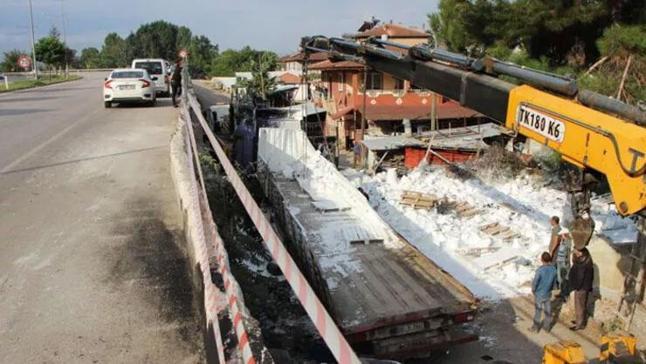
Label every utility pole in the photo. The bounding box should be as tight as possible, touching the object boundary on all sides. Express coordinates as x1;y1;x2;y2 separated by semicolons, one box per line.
60;0;68;78
28;0;38;80
361;67;367;141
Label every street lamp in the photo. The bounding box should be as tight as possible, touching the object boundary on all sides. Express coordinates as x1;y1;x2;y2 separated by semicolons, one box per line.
28;0;38;79
59;0;68;78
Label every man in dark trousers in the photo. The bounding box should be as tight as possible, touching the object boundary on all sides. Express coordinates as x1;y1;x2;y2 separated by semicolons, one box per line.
171;60;182;107
568;247;594;330
530;252;557;333
548;216;561;262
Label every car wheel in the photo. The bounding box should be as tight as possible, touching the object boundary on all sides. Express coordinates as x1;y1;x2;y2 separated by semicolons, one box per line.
149;98;157;107
104;101;112;108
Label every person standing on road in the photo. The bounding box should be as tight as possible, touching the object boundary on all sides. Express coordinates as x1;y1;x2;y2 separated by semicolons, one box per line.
530;252;558;333
555;228;572;299
171;60;183;108
568;247;594;331
548;216;561;262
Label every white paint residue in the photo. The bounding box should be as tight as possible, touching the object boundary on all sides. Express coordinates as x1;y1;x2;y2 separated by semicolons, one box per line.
347;166;638;300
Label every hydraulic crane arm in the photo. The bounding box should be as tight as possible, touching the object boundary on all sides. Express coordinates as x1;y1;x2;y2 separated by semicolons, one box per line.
302;36;646;219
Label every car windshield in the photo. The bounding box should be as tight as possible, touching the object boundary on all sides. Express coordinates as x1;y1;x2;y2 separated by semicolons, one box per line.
134;62;163;75
112;71;144;79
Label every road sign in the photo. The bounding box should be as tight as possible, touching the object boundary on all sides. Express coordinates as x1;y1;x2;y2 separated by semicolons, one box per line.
179;49;189;59
18;55;32;70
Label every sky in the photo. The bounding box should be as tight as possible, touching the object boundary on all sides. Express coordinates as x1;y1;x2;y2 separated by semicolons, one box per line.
1;0;439;58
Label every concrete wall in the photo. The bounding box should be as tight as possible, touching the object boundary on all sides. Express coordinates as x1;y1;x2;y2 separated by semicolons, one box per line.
170;117;268;362
588;235;633;302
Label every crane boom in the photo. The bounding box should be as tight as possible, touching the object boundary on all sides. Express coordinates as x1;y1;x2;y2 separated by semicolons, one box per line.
302;36;646;219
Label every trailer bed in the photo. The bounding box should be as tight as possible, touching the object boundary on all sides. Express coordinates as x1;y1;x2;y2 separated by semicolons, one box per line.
257;128;477;359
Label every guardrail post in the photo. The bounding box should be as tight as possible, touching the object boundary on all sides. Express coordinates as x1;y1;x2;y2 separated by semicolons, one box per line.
3;75;8;90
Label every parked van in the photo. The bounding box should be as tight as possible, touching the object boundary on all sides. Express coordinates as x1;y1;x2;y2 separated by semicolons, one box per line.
131;59;171;96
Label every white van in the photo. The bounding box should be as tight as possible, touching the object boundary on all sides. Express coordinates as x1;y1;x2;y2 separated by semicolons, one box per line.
131;59;171;96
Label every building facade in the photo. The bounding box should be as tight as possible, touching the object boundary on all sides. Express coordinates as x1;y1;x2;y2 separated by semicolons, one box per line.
309;24;483;150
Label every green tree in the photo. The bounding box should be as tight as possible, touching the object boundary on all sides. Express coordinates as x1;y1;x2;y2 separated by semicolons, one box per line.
1;49;27;72
127;20;179;61
35;36;66;69
64;47;80;69
238;53;277;101
176;26;193;53
578;24;646;104
79;47;101;68
209;47;278;76
429;0;644;67
100;33;128;67
187;35;218;78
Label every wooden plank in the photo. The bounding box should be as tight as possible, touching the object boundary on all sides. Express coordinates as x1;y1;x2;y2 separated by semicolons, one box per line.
473;248;521;271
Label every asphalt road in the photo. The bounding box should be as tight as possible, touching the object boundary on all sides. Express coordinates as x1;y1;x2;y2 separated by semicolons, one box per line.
0;73;205;363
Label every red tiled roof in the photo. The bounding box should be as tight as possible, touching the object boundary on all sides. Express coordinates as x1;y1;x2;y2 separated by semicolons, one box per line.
435;102;482;120
279;72;301;84
309;59;365;71
279;51;329;63
354;24;428;39
330;101;481;121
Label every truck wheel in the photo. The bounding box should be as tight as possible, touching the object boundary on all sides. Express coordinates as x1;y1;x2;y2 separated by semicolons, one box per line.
104;101;111;108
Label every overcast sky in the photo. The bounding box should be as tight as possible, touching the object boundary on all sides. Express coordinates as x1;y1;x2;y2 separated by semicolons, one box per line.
1;0;438;57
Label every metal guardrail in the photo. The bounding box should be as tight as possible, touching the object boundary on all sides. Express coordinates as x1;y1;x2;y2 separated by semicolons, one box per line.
180;71;362;363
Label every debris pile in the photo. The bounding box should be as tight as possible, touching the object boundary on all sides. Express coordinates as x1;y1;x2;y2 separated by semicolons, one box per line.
346;165;638;300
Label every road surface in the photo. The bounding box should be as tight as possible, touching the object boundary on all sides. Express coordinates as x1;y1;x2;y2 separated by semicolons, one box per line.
0;73;205;363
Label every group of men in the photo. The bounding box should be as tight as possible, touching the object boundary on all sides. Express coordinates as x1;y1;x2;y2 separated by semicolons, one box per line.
531;216;595;333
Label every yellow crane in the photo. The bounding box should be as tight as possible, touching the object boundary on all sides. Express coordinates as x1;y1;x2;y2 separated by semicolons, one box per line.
301;36;645;363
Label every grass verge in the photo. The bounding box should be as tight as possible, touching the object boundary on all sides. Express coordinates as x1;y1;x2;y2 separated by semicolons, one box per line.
0;75;82;93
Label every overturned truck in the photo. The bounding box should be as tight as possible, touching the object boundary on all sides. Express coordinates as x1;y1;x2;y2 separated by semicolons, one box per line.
256;128;477;360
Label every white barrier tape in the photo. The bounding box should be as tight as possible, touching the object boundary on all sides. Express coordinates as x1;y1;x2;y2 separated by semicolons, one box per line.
187;93;361;364
182;115;227;364
184;113;259;364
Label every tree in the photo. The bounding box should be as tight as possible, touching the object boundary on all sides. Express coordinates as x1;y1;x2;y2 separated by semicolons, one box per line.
428;0;639;67
80;47;101;68
578;24;646;105
188;35;218;78
176;26;193;52
127;20;180;61
238;53;277;101
209;47;278;76
49;26;62;39
1;49;26;72
35;36;66;69
100;33;128;67
65;48;80;69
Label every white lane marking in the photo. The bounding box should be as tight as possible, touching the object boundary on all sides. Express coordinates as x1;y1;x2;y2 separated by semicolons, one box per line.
0;107;101;173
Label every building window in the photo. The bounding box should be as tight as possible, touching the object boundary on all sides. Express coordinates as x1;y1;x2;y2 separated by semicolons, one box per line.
337;72;345;92
394;78;405;90
366;72;383;90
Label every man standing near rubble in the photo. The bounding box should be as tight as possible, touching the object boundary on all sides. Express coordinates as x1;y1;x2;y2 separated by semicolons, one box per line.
530;252;557;333
548;216;561;262
568;248;594;331
555;228;572;299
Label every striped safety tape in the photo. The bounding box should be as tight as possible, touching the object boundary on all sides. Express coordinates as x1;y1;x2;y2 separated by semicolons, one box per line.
184;113;259;364
182;118;227;364
187;94;361;364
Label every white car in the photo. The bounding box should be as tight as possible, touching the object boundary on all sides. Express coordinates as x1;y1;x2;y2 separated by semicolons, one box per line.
131;58;171;96
103;68;157;108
